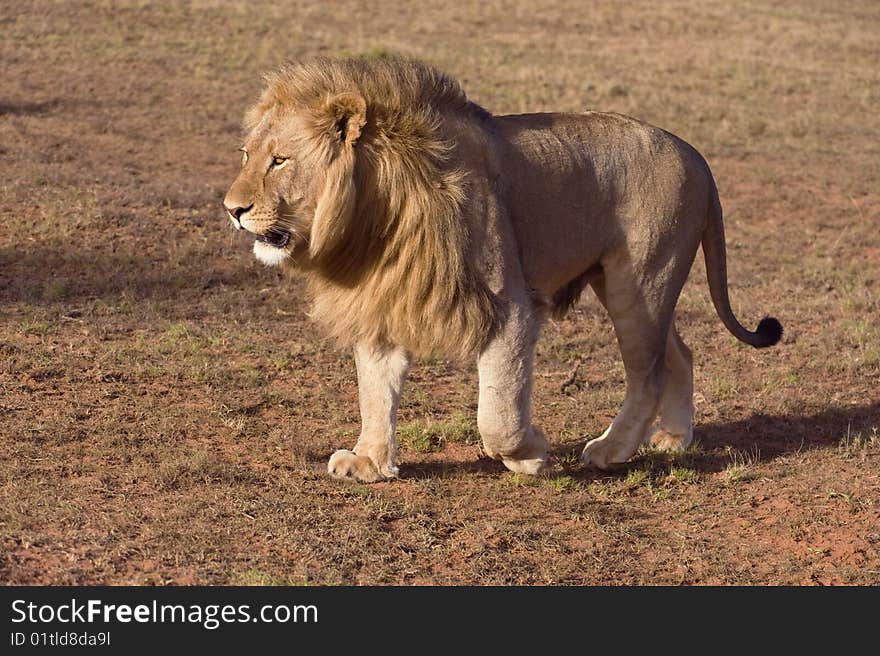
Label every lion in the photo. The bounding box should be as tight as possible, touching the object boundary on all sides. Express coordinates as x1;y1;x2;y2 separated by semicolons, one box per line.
223;57;781;482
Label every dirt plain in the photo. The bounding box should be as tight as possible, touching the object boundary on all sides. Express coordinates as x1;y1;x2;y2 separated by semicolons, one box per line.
1;0;879;585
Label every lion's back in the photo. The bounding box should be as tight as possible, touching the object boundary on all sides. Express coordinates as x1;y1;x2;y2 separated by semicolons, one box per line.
492;111;715;297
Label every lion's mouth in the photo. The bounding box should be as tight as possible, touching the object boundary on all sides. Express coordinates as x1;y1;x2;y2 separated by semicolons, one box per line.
254;229;291;249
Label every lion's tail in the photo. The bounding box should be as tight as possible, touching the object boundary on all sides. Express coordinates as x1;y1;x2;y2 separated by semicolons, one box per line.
702;176;782;349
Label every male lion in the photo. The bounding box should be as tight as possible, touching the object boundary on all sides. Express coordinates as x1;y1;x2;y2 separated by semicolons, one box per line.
223;57;781;482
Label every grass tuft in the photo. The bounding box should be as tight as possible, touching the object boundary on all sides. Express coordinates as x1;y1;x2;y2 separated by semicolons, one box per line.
668;466;698;484
549;475;578;493
723;445;761;483
838;425;880;456
397;413;479;453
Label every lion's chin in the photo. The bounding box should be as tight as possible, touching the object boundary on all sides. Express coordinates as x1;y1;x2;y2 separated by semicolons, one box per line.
253;240;290;267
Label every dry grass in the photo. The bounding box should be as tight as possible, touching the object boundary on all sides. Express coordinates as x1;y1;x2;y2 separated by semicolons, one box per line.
1;0;879;585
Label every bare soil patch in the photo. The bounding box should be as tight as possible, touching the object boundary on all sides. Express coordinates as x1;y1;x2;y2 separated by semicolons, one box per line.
1;0;878;584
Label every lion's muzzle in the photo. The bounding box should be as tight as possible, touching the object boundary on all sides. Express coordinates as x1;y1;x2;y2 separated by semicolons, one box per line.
223;199;253;229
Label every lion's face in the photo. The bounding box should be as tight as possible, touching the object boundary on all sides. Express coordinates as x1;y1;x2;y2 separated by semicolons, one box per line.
223;110;322;267
223;93;367;268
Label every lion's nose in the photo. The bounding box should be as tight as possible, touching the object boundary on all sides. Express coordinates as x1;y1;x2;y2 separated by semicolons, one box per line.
224;201;253;221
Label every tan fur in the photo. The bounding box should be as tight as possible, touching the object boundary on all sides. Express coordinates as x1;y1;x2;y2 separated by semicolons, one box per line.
233;58;501;358
223;57;780;481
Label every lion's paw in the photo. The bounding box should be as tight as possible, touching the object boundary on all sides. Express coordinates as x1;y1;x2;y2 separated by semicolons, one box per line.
580;433;637;470
327;449;396;483
647;428;693;452
499;426;550;476
501;455;548;476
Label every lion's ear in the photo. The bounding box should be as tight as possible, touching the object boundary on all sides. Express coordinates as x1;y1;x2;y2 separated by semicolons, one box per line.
308;93;365;260
322;92;367;146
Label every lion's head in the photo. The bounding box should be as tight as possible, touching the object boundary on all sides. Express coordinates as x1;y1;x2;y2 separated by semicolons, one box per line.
223;57;501;357
223;83;370;268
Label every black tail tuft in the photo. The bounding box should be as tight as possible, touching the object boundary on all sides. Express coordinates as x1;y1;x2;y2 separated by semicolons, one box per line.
754;317;783;348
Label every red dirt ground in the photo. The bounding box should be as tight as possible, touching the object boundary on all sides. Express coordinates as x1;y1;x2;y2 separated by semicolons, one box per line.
1;1;878;585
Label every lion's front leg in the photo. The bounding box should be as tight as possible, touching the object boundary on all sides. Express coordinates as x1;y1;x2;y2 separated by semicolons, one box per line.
477;299;549;476
328;342;410;483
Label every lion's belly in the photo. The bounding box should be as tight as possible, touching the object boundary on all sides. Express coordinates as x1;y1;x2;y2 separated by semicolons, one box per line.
514;209;608;296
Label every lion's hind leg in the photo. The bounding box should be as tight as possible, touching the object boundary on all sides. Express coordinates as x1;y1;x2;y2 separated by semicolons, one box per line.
581;269;675;469
645;324;694;452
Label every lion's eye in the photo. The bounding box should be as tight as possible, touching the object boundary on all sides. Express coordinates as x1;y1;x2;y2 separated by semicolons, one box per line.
271;155;288;169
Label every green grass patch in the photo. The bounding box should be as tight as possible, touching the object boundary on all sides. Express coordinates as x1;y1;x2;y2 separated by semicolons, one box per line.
398;413;479;453
506;473;540;487
668;466;698;484
548;475;577;493
624;468;650;488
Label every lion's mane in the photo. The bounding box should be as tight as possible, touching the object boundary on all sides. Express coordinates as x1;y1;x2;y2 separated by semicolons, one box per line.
248;57;503;358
